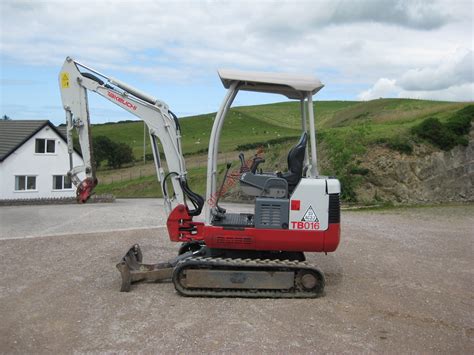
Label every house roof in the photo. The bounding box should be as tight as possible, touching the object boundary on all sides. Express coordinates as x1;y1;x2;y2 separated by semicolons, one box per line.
0;120;79;162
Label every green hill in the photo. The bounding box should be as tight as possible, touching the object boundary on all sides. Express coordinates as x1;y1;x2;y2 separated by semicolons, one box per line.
92;108;302;159
91;98;473;202
91;98;469;160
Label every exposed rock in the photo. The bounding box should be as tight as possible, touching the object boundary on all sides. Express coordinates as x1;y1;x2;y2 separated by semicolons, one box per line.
356;129;473;204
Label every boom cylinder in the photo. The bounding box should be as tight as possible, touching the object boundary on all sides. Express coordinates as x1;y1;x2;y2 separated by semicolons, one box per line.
109;77;159;106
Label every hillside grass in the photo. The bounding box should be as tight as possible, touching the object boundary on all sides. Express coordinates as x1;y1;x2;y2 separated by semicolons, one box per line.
92;98;469;161
92;98;473;201
92;109;301;159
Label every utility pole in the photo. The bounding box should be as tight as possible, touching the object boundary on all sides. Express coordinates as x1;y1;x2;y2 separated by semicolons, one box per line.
143;120;146;164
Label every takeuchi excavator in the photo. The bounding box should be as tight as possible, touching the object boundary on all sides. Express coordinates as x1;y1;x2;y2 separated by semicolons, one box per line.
59;57;341;298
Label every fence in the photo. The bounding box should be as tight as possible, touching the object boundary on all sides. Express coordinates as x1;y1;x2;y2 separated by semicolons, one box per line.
98;151;239;185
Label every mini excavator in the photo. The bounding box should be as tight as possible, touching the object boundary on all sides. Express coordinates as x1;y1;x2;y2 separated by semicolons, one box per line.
59;57;340;298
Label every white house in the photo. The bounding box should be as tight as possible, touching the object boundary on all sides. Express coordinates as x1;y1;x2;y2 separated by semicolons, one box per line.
0;120;84;200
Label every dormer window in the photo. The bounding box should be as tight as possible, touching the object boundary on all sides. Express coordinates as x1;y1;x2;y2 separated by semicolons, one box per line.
35;138;55;153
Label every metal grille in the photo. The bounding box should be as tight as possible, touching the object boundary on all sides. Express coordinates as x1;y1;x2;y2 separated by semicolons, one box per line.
255;198;289;229
215;236;253;245
259;203;282;226
328;193;340;223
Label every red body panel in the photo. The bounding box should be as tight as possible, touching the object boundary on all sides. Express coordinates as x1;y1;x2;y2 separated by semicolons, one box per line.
167;205;340;253
202;223;340;252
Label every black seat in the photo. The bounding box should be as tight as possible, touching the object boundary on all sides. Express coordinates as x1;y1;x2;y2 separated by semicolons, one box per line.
239;132;307;198
280;132;307;193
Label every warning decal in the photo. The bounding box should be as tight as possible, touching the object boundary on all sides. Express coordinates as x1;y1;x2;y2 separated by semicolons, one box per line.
61;72;69;88
302;205;318;222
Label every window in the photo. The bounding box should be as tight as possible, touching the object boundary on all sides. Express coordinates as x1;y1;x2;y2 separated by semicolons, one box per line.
53;175;72;190
15;176;36;191
35;138;55;153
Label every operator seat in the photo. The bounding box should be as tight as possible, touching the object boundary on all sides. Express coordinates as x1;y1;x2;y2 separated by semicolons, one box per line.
279;132;307;193
239;132;308;197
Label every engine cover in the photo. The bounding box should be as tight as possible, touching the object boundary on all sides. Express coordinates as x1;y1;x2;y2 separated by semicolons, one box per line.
288;178;340;231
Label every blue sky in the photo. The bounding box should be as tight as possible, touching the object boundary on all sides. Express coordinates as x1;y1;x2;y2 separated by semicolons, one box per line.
1;0;472;125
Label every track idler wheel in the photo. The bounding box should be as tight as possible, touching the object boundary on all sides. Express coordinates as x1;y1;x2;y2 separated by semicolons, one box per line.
295;269;325;295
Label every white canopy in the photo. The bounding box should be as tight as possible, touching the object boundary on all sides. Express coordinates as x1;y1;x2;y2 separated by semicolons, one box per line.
218;69;324;100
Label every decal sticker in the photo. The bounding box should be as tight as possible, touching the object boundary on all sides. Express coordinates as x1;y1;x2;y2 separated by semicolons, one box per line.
302;205;318;222
291;221;320;230
60;72;69;88
107;91;137;111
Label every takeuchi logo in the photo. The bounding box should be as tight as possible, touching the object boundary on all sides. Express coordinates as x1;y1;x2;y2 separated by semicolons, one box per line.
107;91;137;111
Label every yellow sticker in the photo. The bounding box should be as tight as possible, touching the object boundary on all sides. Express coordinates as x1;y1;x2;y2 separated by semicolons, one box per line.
61;72;70;88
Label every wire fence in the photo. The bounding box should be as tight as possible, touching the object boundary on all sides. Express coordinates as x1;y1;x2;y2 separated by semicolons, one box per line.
98;151;241;184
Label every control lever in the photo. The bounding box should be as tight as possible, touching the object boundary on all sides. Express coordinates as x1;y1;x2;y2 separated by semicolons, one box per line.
214;162;232;218
239;152;250;173
250;157;265;173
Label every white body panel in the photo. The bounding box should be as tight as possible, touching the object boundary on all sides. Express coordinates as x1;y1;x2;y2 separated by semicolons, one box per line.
288;178;340;231
0;126;84;199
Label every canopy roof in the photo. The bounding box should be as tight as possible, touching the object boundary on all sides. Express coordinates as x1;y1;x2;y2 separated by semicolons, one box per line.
218;69;324;100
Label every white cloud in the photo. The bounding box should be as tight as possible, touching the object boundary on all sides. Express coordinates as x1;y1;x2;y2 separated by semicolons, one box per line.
399;83;474;101
358;49;474;101
358;78;398;100
0;0;472;101
330;0;450;30
397;49;473;91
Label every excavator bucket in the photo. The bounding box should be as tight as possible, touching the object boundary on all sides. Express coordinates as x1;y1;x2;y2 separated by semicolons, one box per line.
76;177;97;203
116;244;174;292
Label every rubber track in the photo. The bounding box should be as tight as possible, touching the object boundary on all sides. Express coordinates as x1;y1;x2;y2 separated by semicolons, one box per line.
172;257;325;298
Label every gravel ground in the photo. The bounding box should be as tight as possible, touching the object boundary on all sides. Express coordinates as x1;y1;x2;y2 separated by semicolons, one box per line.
0;201;472;353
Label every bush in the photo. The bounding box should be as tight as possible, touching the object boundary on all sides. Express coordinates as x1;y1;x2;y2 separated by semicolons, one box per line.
412;106;473;150
141;152;165;162
323;124;370;201
385;136;413;154
412;117;446;147
144;153;154;161
445;105;473;136
350;167;370;175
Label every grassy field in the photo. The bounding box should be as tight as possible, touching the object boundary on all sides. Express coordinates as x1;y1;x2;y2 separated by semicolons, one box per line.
92;98;473;200
92;98;468;159
92;109;301;159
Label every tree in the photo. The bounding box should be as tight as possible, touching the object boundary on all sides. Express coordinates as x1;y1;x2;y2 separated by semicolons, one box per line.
93;136;114;168
92;135;134;169
108;142;134;168
2;114;11;120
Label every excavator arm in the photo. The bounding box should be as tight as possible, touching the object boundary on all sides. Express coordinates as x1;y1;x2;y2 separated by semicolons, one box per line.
59;57;202;214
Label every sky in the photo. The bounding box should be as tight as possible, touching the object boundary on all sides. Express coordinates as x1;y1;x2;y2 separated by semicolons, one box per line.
0;0;473;125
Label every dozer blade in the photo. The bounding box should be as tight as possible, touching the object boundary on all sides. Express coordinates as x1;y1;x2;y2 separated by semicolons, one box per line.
116;244;174;292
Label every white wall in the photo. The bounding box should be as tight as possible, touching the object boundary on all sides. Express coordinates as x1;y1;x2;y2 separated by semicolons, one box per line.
0;125;84;199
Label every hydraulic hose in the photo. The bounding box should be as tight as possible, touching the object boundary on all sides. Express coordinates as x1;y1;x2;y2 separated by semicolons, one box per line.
163;172;204;217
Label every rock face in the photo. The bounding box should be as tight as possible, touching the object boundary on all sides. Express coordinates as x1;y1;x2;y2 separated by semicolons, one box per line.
356;129;474;204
